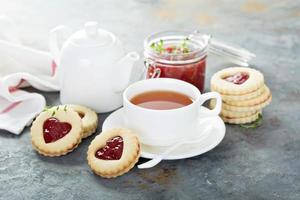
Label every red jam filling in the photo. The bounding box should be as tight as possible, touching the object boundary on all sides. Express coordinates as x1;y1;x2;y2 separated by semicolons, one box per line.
224;72;249;85
147;39;206;92
147;59;206;93
43;117;72;143
95;136;124;160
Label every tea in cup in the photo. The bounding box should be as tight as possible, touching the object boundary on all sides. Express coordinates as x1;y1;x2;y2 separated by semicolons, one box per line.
123;78;222;146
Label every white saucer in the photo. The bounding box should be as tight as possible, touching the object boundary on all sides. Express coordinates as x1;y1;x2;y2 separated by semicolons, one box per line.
102;107;226;160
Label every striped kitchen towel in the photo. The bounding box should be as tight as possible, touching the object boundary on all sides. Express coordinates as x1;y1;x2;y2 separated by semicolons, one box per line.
0;15;59;134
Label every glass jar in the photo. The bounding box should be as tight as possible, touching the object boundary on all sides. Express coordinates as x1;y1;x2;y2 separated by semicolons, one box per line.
144;31;210;93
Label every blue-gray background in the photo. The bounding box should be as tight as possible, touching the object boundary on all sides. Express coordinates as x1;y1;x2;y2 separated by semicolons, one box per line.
0;0;299;199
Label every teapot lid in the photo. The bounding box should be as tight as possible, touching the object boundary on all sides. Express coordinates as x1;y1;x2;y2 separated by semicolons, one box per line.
68;21;115;46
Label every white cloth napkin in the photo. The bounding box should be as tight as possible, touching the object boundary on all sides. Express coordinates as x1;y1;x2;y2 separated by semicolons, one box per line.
0;15;59;134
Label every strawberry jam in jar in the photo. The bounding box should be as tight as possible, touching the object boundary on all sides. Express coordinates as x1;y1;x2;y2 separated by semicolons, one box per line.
144;31;210;93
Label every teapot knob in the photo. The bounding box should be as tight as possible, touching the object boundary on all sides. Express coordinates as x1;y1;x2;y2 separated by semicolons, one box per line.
84;21;98;37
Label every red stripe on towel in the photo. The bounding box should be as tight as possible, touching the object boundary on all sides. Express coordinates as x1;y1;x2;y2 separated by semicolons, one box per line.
0;61;56;115
51;61;57;76
0;101;22;114
8;79;25;93
1;80;25;115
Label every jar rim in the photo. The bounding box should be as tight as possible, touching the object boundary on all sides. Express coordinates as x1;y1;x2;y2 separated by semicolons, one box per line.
144;30;210;64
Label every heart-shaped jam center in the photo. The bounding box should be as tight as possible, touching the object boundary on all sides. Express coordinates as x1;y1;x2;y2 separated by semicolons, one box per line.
43;117;72;143
95;136;124;160
224;72;249;85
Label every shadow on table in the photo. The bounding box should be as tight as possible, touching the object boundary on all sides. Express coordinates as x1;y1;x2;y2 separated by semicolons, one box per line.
0;129;23;138
89;156;184;193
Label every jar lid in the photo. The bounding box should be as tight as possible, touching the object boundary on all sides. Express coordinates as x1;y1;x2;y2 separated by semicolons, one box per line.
69;21;115;47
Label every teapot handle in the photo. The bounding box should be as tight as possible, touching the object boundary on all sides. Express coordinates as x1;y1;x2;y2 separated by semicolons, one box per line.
49;25;72;65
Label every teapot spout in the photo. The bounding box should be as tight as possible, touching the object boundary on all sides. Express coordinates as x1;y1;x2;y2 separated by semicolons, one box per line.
121;51;140;66
113;51;140;92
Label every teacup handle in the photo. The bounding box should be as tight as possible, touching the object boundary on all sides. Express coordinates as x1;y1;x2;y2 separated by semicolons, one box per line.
198;92;222;116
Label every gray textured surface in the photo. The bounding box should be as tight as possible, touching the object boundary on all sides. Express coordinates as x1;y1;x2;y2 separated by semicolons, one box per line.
0;0;300;199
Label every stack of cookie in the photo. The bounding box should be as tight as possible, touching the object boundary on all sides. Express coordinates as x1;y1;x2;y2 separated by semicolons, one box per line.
31;104;98;156
210;67;272;124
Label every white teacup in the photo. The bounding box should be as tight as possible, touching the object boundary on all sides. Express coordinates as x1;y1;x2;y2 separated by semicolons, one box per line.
123;78;222;146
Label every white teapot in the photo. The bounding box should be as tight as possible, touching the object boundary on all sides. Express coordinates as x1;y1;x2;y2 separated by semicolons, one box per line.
49;22;140;113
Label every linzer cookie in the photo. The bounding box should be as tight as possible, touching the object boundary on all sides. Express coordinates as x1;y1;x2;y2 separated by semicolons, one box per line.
51;104;98;138
223;85;271;107
220;94;272;112
68;104;98;138
211;67;264;95
87;128;140;178
222;111;261;124
221;84;266;102
221;109;257;118
31;106;82;156
210;67;272;125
